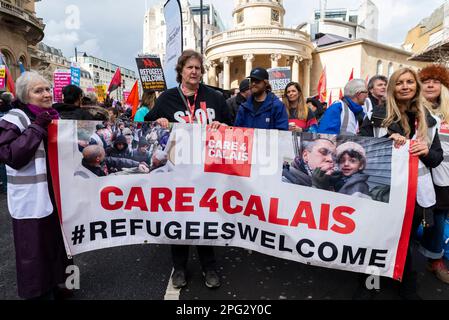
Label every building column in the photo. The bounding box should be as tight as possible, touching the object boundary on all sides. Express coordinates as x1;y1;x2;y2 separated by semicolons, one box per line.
270;54;282;68
243;54;255;77
206;61;218;87
292;55;303;83
303;59;312;97
220;57;233;90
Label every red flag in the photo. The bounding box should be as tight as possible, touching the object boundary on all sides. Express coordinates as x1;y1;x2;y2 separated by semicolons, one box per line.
127;80;140;119
5;65;15;96
365;75;370;86
339;88;344;100
108;68;122;93
328;89;333;106
348;68;354;81
317;67;327;103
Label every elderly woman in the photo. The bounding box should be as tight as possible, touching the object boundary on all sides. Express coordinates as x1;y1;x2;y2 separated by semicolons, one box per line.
0;71;70;300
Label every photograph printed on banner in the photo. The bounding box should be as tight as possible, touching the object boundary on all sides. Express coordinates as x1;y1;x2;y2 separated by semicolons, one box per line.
282;132;392;203
73;120;175;179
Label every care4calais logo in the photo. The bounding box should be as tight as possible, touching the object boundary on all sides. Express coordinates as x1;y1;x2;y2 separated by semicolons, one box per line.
205;127;254;177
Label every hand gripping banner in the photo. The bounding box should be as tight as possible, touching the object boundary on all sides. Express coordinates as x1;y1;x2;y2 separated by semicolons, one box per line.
48;121;418;281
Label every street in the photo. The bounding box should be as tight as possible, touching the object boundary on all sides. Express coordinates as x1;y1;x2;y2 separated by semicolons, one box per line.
1;193;449;300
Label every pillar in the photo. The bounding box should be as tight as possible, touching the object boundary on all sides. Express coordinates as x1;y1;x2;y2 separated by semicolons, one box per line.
292;55;302;83
220;57;233;90
270;53;281;68
303;59;312;97
243;54;255;77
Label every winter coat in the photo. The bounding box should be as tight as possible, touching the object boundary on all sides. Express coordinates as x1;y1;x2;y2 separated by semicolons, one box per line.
318;97;365;135
335;173;371;198
226;93;247;124
145;84;232;125
234;92;288;130
105;135;132;158
53;103;109;121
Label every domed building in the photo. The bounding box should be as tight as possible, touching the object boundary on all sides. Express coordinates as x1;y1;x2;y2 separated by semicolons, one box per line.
205;0;314;95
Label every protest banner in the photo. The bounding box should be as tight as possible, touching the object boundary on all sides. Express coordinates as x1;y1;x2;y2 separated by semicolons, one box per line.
136;56;167;91
0;65;5;89
53;69;72;103
164;0;183;89
71;62;81;86
95;84;107;103
268;67;291;92
48;122;418;281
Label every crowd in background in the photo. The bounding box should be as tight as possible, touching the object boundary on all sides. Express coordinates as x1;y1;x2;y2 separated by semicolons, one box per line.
1;48;449;300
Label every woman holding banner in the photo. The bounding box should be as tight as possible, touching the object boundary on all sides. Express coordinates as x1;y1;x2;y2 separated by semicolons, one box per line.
359;67;443;299
145;50;230;289
418;64;449;284
283;82;318;133
0;71;70;300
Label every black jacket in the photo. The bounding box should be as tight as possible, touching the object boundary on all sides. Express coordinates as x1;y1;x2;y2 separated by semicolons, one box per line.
144;84;232;125
53;103;109;121
105;135;132;158
226;93;246;124
359;105;443;169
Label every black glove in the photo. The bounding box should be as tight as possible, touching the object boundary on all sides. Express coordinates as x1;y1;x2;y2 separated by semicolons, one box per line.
34;111;52;129
311;168;331;190
312;168;341;190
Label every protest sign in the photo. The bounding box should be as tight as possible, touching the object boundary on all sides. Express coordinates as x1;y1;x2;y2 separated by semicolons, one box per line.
71;62;81;86
136;56;167;92
53;69;72;103
48;122;417;280
95;84;107;103
268;67;291;91
0;65;5;89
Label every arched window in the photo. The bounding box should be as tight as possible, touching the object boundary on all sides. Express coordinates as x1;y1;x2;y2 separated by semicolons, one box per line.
388;62;394;78
1;49;14;68
376;60;383;75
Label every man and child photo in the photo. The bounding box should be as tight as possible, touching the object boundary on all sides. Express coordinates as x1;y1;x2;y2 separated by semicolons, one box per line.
282;133;392;203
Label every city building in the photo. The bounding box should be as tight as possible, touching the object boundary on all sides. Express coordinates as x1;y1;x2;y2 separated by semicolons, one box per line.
143;0;225;63
405;1;449;64
205;0;314;92
298;0;379;42
0;0;45;80
71;54;138;100
205;0;426;98
29;42;71;83
312;38;426;102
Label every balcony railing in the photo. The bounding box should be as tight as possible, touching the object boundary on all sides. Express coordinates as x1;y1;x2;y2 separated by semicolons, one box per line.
207;26;310;47
0;0;45;29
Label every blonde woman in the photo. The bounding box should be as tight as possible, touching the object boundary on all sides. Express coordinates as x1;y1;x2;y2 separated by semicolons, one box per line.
358;67;443;300
418;64;449;284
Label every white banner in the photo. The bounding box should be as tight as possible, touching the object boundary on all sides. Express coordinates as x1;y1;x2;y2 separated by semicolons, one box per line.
48;121;418;281
164;0;183;89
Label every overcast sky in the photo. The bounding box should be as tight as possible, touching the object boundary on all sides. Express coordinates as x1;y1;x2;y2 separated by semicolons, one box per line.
35;0;446;72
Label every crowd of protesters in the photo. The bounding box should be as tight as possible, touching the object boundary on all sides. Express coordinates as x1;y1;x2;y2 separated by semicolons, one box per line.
1;48;449;300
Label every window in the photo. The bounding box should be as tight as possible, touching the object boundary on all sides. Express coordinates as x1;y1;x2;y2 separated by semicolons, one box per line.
271;9;280;22
237;11;243;24
388;63;394;78
376;60;383;75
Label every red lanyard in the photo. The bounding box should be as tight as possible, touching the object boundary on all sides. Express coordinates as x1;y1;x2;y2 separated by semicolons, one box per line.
181;85;198;122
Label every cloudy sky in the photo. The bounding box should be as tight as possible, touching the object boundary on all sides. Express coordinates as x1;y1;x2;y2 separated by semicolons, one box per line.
35;0;446;72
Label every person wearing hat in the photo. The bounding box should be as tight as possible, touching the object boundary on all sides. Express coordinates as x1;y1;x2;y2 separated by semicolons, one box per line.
234;67;288;130
89;123;108;149
131;136;152;165
226;79;251;124
318;79;367;135
334;141;370;198
418;64;449;284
